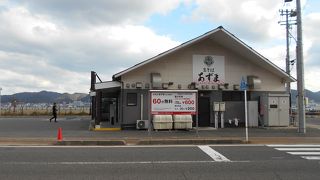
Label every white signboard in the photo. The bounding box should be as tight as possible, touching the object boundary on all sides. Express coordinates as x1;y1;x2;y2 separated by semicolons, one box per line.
193;55;225;84
151;91;197;115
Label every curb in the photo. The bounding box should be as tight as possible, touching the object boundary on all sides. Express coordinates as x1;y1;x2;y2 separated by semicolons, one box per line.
3;137;320;146
247;137;320;144
55;140;126;146
93;128;122;131
52;139;245;146
137;139;244;145
0;138;56;146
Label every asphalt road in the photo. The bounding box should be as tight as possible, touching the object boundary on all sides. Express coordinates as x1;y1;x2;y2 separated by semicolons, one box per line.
0;145;320;180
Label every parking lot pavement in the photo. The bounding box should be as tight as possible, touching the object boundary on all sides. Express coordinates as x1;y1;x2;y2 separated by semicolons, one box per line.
0;116;92;138
0;116;320;145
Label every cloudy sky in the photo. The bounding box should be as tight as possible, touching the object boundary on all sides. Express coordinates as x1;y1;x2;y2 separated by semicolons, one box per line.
0;0;319;95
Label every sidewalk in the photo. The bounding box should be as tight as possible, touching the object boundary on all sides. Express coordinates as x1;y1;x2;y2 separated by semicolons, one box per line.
58;126;320;145
1;126;320;146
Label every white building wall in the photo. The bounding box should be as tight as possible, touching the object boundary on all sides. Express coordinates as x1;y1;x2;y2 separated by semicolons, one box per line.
121;39;286;91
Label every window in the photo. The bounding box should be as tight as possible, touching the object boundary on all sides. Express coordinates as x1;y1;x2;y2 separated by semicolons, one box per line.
127;93;137;106
222;91;246;101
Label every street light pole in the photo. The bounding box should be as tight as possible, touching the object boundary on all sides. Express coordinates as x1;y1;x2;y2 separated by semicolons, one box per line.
296;0;306;133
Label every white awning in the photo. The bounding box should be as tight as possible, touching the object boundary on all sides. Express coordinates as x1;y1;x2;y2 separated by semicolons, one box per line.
95;81;121;90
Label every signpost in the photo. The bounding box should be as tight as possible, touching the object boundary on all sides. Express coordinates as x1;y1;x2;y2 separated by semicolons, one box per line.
240;77;249;142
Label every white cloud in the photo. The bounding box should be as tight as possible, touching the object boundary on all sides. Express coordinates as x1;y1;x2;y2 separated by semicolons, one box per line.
189;0;283;41
0;4;180;95
0;51;90;94
257;45;287;69
305;67;320;92
302;12;320;92
1;0;320;95
187;0;320;92
11;0;182;26
254;12;320;93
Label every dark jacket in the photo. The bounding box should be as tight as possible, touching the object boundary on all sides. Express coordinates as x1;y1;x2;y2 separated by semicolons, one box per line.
52;105;57;115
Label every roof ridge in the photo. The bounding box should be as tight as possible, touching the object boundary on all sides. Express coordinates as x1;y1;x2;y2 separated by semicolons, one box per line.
112;26;295;82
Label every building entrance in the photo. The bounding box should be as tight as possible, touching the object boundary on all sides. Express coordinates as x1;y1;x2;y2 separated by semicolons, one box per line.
101;98;118;126
198;97;210;127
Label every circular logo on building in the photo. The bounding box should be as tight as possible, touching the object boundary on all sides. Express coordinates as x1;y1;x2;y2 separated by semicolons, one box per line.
204;56;214;66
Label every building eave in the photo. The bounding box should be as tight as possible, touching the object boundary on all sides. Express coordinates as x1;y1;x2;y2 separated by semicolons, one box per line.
113;26;223;79
113;26;295;83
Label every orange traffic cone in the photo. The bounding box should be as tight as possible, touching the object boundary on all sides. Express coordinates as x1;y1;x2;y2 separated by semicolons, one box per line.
57;127;63;141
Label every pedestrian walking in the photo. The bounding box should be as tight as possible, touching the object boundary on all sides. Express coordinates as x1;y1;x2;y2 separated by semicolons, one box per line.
49;102;58;122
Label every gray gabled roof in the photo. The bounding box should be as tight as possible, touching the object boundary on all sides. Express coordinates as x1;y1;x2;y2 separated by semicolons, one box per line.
113;26;295;82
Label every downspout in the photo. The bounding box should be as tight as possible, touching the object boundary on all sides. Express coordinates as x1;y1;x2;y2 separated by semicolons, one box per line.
140;93;144;120
96;90;102;126
121;81;124;127
90;71;96;120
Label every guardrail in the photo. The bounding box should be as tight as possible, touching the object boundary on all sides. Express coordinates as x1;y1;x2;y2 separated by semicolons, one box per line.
0;107;90;116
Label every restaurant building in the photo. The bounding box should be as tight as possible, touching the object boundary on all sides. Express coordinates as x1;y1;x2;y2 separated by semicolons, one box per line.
90;26;295;130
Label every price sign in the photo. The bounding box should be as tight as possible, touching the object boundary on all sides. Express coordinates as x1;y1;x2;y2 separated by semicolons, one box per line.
151;91;197;115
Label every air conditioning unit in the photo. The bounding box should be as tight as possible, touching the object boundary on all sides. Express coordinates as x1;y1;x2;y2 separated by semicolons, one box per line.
136;120;149;130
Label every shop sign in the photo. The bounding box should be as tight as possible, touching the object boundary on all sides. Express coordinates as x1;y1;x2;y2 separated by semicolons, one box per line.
151;91;197;115
193;55;225;84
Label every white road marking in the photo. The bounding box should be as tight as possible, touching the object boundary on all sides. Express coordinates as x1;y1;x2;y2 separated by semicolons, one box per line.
301;156;320;160
288;152;320;155
198;145;230;162
275;148;320;151
268;144;320;147
1;160;249;165
268;144;320;161
0;144;264;148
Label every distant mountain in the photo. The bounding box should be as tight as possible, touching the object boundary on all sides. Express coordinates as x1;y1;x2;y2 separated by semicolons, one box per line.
1;91;90;104
56;93;89;103
291;89;320;104
2;89;319;105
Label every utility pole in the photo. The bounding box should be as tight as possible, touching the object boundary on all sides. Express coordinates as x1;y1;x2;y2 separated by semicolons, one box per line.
279;7;296;124
296;0;306;133
279;9;294;92
282;0;305;133
285;9;291;93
